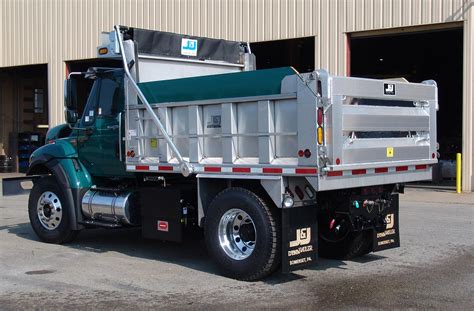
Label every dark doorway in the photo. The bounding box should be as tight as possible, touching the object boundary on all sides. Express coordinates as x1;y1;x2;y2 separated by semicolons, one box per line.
66;58;122;117
0;64;49;172
350;28;463;166
250;37;315;73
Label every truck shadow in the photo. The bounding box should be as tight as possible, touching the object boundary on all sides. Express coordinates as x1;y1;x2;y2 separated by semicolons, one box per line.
2;222;219;275
265;254;386;285
2;222;385;284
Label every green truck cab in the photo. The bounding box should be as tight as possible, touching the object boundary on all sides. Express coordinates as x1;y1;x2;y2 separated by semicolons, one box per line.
23;68;130;234
33;68;127;179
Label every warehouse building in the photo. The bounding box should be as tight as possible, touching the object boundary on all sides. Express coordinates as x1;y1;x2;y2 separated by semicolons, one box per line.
0;0;473;191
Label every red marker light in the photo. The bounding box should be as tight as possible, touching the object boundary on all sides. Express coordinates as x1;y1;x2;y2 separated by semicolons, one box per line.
329;219;336;230
294;186;305;200
317;108;323;126
298;150;304;157
336;158;341;165
157;220;169;232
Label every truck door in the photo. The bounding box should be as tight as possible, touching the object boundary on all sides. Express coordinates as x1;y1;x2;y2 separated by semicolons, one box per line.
77;73;127;177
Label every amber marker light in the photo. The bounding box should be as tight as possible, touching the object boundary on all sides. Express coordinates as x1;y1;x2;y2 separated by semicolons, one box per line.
98;47;108;55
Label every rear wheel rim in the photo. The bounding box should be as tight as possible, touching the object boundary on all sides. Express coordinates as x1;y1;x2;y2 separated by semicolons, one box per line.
37;191;63;230
218;208;257;260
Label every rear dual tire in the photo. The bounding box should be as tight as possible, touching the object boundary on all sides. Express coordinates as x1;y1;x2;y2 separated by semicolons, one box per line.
319;230;373;260
205;188;280;281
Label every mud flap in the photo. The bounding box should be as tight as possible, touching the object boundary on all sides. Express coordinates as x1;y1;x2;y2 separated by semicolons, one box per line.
1;176;40;196
281;206;318;273
373;194;400;252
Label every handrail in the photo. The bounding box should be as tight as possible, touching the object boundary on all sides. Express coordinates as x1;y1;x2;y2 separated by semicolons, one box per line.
118;112;122;162
113;25;193;177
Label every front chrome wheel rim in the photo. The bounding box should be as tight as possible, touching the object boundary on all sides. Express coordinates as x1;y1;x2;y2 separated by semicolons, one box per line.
218;208;257;260
37;191;63;230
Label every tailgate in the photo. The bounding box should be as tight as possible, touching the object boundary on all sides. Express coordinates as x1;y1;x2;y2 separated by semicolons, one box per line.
317;74;437;191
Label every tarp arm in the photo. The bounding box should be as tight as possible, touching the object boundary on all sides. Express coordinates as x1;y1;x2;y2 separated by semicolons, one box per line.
114;25;193;177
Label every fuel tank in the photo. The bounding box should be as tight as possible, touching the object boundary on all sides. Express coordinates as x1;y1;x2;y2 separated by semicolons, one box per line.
81;190;139;225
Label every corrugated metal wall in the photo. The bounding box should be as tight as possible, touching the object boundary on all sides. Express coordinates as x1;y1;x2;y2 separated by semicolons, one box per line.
0;0;473;190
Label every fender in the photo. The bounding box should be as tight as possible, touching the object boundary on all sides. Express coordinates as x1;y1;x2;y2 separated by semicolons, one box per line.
28;139;92;230
45;124;72;144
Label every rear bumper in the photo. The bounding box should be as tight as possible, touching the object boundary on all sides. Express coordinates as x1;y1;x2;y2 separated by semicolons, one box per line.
314;166;432;191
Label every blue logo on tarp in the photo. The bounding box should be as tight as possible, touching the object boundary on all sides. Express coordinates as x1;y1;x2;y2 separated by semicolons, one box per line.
183;41;196;51
181;38;198;56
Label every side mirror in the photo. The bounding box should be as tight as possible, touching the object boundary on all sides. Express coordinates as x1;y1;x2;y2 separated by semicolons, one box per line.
65;108;78;124
64;79;78;125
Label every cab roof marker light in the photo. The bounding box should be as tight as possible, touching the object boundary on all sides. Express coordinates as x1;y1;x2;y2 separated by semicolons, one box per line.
98;47;109;55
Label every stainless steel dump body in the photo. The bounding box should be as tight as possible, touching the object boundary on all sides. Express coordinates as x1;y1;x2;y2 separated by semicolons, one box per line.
125;72;437;191
109;26;437;192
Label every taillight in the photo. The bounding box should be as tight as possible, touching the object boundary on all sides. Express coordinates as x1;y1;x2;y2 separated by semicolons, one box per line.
317;107;324;145
317;108;323;126
294;186;305;200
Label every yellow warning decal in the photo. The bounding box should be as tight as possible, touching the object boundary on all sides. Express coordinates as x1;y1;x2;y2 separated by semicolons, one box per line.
386;147;394;158
150;138;158;149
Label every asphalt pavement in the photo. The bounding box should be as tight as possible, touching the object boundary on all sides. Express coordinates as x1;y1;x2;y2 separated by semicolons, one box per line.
0;176;473;310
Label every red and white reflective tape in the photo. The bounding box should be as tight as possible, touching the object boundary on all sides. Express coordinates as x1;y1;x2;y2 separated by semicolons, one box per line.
126;164;318;176
126;164;429;177
326;164;429;177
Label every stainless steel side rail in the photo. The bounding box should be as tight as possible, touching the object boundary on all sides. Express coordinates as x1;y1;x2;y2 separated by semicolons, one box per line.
114;25;193;177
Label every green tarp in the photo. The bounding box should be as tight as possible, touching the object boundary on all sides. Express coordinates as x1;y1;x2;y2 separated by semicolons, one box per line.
137;67;296;104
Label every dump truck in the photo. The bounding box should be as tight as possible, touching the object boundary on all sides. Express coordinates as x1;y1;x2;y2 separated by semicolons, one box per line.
3;26;438;281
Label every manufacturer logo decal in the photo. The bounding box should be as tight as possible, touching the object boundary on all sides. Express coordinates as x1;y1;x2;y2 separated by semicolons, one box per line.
384;83;396;95
206;115;222;128
289;227;311;247
385;213;395;230
157;220;169;232
181;38;198;56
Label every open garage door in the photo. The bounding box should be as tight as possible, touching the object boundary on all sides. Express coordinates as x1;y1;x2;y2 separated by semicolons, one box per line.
250;37;315;73
0;64;48;173
349;27;463;183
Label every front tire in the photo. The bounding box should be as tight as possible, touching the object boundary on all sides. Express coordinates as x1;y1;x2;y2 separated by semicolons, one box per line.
28;176;78;244
204;188;280;281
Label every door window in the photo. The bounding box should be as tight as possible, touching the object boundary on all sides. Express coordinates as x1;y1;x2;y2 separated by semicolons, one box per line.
98;78;121;117
80;80;100;127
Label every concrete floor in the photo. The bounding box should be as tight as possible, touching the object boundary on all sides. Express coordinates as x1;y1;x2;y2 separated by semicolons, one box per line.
0;176;473;309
